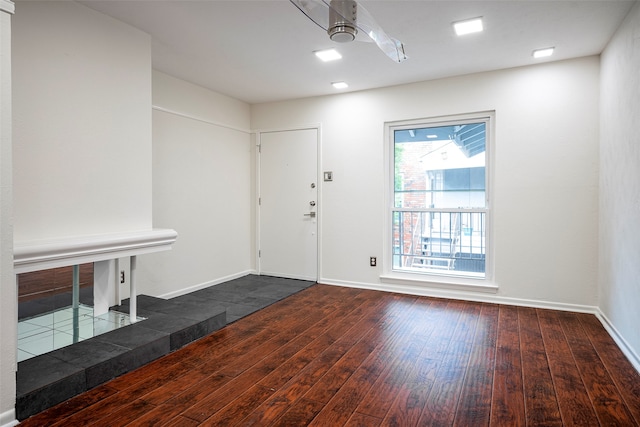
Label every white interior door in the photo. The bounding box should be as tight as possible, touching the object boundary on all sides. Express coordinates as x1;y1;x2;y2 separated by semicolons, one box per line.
259;128;318;280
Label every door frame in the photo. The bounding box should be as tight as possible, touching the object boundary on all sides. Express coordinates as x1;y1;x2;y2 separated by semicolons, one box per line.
255;125;322;281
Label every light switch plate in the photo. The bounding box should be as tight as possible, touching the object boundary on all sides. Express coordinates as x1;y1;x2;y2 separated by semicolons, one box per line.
324;171;333;181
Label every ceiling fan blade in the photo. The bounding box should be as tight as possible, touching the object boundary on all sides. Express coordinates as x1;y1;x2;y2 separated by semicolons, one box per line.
351;1;408;63
290;0;331;32
290;0;407;63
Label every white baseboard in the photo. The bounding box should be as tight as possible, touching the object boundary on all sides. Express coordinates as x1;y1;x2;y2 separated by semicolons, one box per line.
158;270;257;299
595;309;640;373
0;409;18;427
319;277;599;314
258;270;317;282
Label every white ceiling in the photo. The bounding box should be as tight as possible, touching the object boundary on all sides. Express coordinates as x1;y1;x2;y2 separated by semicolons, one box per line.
80;0;636;104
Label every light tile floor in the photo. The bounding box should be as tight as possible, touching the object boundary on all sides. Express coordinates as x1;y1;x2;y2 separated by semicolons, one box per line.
17;304;142;362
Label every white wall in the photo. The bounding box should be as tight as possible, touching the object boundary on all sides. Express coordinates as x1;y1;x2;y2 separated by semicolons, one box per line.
12;1;152;242
252;56;600;308
138;71;253;298
599;2;640;364
5;2;152;423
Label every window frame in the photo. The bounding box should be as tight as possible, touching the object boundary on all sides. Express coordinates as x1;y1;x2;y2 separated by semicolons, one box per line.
382;112;495;290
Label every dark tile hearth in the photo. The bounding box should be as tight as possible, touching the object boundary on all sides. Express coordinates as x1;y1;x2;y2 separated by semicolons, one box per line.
15;274;315;420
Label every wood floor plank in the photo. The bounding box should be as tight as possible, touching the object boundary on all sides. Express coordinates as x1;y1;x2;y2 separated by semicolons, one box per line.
268;398;325;427
125;401;195;427
127;374;233;426
577;312;640;424
354;298;440;418
358;298;448;421
380;300;470;425
161;415;201;427
242;336;354;425
453;304;499;427
417;339;475;425
85;398;156;426
256;288;387;394
381;356;440;427
537;309;600;426
215;299;343;378
344;412;383;427
135;363;224;407
305;328;400;425
489;305;525;426
199;384;275;426
517;306;563;426
240;293;391;425
302;328;387;405
416;302;481;426
18;283;640;427
257;328;347;390
232;317;330;382
558;311;637;425
183;288;387;424
178;362;282;422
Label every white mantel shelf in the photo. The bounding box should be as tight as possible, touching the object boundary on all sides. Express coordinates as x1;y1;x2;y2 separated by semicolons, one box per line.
14;229;178;274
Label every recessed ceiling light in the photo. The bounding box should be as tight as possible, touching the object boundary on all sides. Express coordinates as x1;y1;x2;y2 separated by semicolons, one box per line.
314;49;342;62
533;47;554;59
332;81;349;89
453;17;483;36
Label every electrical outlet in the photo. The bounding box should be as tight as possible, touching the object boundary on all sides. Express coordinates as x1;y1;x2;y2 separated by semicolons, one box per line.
370;256;377;267
120;270;125;284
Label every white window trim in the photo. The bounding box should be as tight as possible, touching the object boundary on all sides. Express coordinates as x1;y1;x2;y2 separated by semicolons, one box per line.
382;111;496;291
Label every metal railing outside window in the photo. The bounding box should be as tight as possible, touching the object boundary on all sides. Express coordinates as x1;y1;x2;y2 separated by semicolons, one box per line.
392;209;486;277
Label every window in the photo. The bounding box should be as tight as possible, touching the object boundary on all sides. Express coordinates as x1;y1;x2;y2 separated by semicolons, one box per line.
388;113;492;280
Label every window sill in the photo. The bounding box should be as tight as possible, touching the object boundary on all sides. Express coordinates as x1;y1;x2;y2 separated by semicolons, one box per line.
380;271;498;294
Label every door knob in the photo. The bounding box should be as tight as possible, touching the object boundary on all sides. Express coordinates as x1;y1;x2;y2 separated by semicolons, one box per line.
310;201;316;206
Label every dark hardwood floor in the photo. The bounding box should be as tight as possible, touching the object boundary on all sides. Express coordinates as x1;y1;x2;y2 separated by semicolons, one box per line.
18;284;640;426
